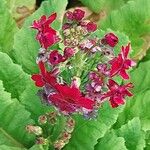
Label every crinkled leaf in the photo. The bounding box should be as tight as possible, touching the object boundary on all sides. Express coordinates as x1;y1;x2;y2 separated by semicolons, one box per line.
100;0;150;60
79;0;124;13
0;52;31;99
95;131;127;150
64;102;124;150
115;118;145;150
0;81;35;148
0;0;18;54
12;0;68;74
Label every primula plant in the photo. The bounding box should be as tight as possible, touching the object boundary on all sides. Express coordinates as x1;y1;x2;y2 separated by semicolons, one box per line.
25;8;135;149
0;0;150;150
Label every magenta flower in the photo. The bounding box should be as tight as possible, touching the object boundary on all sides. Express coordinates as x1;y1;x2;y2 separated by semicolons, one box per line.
49;84;94;114
102;33;118;47
31;61;57;87
31;13;58;49
49;50;65;65
109;43;136;79
102;79;133;108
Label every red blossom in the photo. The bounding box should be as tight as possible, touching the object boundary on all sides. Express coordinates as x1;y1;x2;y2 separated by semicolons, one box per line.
102;79;133;108
31;13;58;49
103;33;118;47
49;50;65;65
49;84;94;113
109;43;136;79
31;61;57;87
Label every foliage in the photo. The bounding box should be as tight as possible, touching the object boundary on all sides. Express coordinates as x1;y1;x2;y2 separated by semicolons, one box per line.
0;0;149;149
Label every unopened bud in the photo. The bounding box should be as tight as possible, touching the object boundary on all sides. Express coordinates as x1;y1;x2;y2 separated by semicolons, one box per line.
26;125;42;136
54;140;65;150
65;118;75;133
38;115;47;125
46;112;57;125
36;137;48;145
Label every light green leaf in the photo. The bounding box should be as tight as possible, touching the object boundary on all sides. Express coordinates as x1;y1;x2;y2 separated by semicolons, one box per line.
100;0;150;60
20;83;51;120
0;145;25;150
115;118;145;150
79;0;124;13
95;131;127;150
0;80;35;148
64;102;124;150
0;0;18;54
6;0;35;20
0;52;31;99
12;0;68;74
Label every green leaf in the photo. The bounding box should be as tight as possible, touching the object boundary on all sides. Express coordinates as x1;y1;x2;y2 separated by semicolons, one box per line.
0;0;18;54
0;80;35;148
79;0;124;14
12;0;68;74
20;83;51;120
115;118;145;150
130;60;150;94
0;145;25;150
95;131;127;150
100;0;150;60
6;0;35;20
0;52;31;99
64;102;124;150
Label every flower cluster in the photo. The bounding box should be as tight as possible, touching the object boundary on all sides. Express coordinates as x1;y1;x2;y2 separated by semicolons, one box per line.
31;9;135;118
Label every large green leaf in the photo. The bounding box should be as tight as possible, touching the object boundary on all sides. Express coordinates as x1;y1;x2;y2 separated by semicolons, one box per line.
64;102;124;150
20;83;50;121
115;118;145;150
0;0;18;54
79;0;124;13
100;0;150;60
12;0;68;74
0;52;30;99
0;80;35;148
95;131;127;150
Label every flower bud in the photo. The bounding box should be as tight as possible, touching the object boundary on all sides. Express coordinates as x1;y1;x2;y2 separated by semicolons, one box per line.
65;118;75;133
86;22;97;32
64;47;75;58
36;137;48;145
54;140;65;150
46;112;57;125
26;125;42;136
38;115;47;125
65;11;74;21
73;9;85;21
104;33;118;47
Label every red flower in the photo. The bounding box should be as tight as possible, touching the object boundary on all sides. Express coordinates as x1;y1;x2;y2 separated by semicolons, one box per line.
110;43;136;79
102;79;133;108
31;61;57;87
49;84;94;113
103;33;118;47
31;13;58;49
86;22;97;32
49;50;65;65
